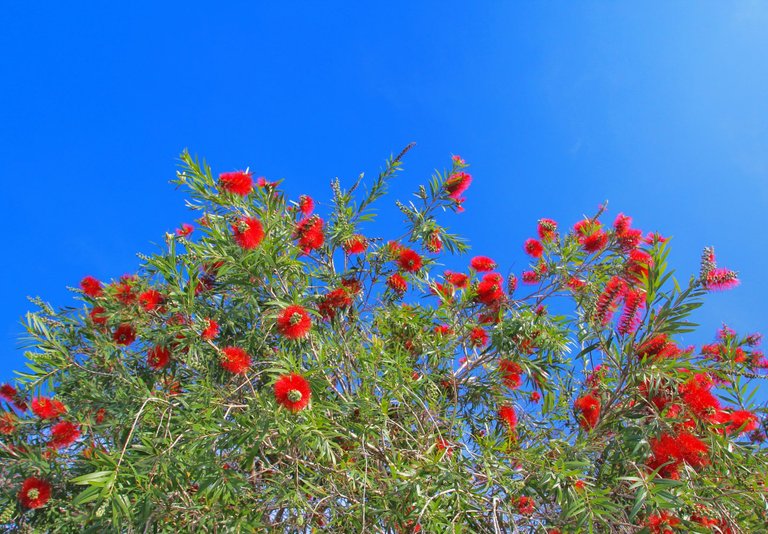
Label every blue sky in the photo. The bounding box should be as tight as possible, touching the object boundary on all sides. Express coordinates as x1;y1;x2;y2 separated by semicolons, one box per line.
1;2;767;382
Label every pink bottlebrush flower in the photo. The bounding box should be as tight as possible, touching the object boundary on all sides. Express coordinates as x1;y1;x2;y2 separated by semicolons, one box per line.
703;268;739;291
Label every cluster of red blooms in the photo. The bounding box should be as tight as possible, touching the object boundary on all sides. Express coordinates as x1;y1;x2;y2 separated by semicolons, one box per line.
701;325;767;371
294;215;325;254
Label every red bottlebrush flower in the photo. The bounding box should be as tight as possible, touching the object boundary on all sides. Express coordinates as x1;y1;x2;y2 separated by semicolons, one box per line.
636;334;681;360
425;231;443;253
574;220;608;253
451;154;465;165
138;289;164;312
435;437;454;456
90;305;107;325
618;289;644;335
298;195;314;216
537;218;558;242
175;223;194;237
679;376;721;420
499;405;517;429
112;324;136;346
524;238;544;258
703;268;739;291
646;511;681;534
674;431;709;468
470;256;496;272
469;326;488;347
114;280;136;305
431;282;454;301
95;408;106;424
387;273;408;293
445;271;469;289
276;305;312;339
574;393;600;430
476;273;505;306
80;276;103;297
274;373;311;412
521;270;540;285
0;412;16;434
219;170;253;196
567;277;586;290
341;277;362;295
220;347;251;374
343;235;368;255
201;318;220;340
516;496;535;515
574;479;586;491
613;213;632;235
31;397;67;419
593;276;627;326
530;391;542;403
294;216;325;253
232;217;265;250
49;420;80;449
0;383;17;402
147;346;171;370
318;288;353;320
499;360;523;389
397;248;423;273
626;249;653;280
701;343;724;359
434;324;452;336
444;171;472;202
18;477;52;509
726;410;759;435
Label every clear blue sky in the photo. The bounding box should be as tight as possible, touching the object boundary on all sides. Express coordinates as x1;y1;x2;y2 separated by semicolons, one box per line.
1;2;767;382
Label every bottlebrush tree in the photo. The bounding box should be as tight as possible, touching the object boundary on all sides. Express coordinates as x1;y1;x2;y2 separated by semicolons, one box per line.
1;146;766;533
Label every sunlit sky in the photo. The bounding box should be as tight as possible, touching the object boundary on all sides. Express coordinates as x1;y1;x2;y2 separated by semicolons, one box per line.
2;2;767;383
